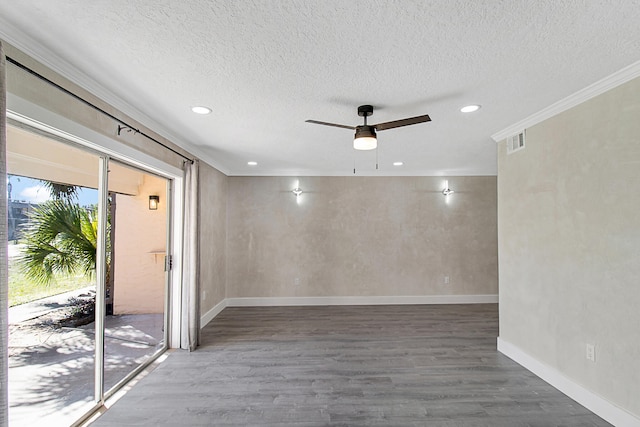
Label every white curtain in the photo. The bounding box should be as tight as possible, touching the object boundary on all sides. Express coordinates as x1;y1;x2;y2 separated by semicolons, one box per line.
0;41;9;426
180;160;200;351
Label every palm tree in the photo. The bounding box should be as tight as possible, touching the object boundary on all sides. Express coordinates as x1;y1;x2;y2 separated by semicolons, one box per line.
40;180;80;201
18;200;100;285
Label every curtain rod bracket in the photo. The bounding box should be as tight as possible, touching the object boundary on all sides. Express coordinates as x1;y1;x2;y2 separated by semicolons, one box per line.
117;124;140;136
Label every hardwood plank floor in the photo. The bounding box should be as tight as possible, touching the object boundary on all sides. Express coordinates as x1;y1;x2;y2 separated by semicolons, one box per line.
91;304;610;426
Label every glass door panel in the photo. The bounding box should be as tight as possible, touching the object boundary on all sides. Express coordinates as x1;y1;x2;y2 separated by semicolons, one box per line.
102;160;168;393
6;124;100;426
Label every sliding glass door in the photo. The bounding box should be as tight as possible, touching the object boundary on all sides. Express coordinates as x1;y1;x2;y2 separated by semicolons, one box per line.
102;160;169;394
7;124;101;426
6;123;171;425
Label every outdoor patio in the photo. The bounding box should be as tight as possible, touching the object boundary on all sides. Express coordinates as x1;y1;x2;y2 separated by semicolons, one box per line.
8;291;164;427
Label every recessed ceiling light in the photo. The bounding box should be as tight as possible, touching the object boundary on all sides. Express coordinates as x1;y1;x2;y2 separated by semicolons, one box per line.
460;105;481;113
393;161;404;166
247;161;258;166
191;106;212;115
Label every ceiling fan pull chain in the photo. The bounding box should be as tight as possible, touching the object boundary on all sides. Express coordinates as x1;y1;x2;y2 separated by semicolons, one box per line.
376;145;379;170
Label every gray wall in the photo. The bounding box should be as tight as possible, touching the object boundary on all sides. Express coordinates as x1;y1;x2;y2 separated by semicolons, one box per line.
199;162;227;313
498;76;640;417
227;176;498;298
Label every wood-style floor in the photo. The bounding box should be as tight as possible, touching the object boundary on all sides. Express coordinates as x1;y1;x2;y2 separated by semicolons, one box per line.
92;304;610;426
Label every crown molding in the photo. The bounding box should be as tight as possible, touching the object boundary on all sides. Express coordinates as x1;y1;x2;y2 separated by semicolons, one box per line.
492;60;640;142
0;20;230;175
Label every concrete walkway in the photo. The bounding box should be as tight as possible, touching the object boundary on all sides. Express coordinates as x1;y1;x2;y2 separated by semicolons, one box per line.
9;286;95;324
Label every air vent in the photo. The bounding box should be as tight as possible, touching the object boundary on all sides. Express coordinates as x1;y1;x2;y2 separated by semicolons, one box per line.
507;131;525;154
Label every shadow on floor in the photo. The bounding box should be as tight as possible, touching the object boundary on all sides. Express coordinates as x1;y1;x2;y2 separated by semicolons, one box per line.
9;311;165;427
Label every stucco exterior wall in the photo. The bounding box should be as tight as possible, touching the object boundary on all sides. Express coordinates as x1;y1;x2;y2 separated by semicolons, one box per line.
497;76;640;417
113;172;167;314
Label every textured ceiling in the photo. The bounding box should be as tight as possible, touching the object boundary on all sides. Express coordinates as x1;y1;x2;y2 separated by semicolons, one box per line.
1;1;639;176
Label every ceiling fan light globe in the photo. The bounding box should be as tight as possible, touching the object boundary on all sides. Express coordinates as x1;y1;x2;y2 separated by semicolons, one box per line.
354;136;377;150
353;126;377;150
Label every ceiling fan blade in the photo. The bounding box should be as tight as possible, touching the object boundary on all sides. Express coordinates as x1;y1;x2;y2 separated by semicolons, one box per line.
305;120;355;130
374;114;431;131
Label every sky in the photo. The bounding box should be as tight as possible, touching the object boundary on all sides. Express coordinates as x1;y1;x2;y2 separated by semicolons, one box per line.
7;174;98;207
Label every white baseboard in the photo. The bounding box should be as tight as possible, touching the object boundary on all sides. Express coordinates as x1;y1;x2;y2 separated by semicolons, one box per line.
200;294;498;327
226;294;498;307
200;299;227;328
497;337;640;427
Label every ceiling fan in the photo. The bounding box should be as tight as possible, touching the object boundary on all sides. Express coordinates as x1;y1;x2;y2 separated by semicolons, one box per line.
306;105;431;150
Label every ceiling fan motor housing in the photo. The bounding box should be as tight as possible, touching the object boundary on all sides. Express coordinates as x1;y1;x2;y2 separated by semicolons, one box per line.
355;125;376;139
357;104;374;117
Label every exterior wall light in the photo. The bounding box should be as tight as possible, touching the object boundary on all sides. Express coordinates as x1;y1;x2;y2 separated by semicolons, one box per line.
149;195;160;210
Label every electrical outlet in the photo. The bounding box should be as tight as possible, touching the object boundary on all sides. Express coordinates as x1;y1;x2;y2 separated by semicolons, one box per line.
294;277;300;286
586;343;596;362
444;276;450;284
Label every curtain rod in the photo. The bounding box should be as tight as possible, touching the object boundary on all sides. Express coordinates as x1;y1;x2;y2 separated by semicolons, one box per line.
6;55;194;164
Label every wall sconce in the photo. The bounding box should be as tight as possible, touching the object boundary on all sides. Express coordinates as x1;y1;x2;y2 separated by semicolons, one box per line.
442;180;454;196
149;195;160;210
292;187;303;197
